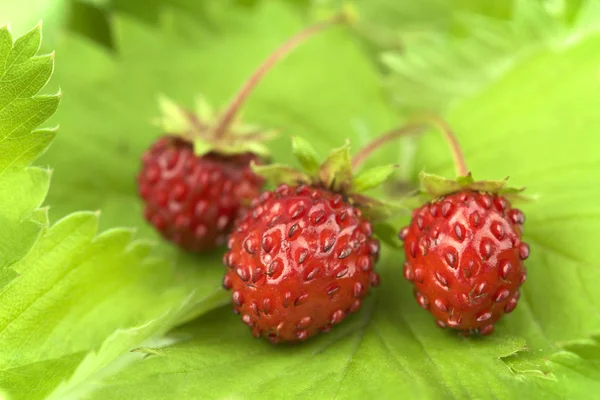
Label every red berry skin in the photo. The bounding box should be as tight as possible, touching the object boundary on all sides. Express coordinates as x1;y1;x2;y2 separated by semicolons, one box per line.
399;191;528;335
138;136;264;252
223;184;381;343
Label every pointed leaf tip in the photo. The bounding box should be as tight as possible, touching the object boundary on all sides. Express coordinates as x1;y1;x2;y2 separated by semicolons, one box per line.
353;164;398;193
155;95;192;134
292;136;320;175
319;141;353;192
455;172;475;186
193;139;212;156
194;94;215;121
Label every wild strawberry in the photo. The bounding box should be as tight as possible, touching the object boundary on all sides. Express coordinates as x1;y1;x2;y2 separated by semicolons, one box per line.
138;14;348;252
399;190;527;335
138;138;263;251
393;117;528;335
223;136;404;343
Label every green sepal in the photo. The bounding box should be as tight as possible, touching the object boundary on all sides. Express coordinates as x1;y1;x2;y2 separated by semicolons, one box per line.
255;138;410;223
194;137;272;158
419;171;530;201
251;162;311;187
155;95;192;137
353;164;398;193
154;95;277;158
319;141;353;193
292;136;320;175
192;95;216;122
241;140;272;158
193;139;213;157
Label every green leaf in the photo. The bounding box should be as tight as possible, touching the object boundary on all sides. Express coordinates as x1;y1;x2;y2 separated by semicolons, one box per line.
0;4;63;43
67;0;114;50
38;0;399;347
0;23;228;400
353;164;398;193
318;141;353;192
53;3;600;399
291;135;320;175
382;0;600;113
83;288;535;400
0;0;115;49
6;1;600;399
407;0;600;392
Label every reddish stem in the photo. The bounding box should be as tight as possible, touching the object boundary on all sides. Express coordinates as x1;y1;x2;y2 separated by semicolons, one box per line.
351;123;428;170
351;115;469;177
424;114;469;177
212;13;347;139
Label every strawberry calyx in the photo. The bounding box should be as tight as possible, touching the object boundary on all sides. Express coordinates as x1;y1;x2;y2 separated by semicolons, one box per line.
252;137;407;222
418;171;530;202
154;95;276;158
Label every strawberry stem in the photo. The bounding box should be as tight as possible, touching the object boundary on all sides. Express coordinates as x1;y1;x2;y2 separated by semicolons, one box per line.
425;114;469;177
351;123;428;170
212;13;348;140
351;115;469;177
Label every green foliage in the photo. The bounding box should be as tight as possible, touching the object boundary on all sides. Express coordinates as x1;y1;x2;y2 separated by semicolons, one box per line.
0;1;599;399
0;23;226;400
382;0;600;113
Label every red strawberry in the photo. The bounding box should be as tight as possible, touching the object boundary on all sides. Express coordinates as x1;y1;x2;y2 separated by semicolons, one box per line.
223;137;404;342
399;190;528;335
375;116;529;335
224;184;380;343
138;14;348;252
138;137;263;251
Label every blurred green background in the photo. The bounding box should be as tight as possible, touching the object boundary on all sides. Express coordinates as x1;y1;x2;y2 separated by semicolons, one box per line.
1;0;599;399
